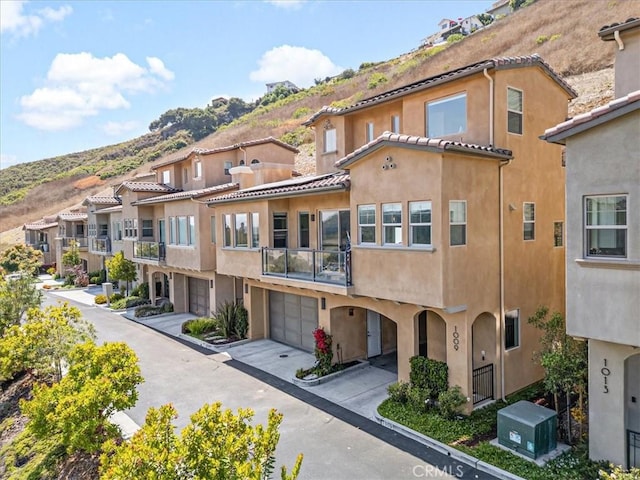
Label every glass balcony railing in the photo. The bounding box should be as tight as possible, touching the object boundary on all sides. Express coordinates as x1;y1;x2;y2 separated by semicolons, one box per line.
90;238;111;254
133;241;166;261
61;237;88;248
262;247;351;286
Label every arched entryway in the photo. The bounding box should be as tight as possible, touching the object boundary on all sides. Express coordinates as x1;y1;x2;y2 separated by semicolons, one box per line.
625;353;640;468
416;310;446;362
471;313;497;405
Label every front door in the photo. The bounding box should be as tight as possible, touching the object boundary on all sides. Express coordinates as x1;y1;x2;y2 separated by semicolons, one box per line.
367;310;382;358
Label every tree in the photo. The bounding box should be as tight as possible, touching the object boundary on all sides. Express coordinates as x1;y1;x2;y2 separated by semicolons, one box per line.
528;306;588;443
61;239;82;268
0;302;95;382
0;244;43;275
105;251;137;295
100;402;303;480
0;274;42;336
20;341;143;453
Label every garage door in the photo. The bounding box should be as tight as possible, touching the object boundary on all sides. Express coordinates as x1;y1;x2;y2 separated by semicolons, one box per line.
188;277;209;317
269;292;318;351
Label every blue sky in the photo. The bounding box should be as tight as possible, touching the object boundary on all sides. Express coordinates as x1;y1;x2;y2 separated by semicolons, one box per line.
0;0;493;169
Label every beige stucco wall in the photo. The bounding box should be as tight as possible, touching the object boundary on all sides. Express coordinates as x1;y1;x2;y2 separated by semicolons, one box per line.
612;26;640;97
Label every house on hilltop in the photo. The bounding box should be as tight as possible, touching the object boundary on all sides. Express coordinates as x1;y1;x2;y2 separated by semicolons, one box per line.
266;80;299;94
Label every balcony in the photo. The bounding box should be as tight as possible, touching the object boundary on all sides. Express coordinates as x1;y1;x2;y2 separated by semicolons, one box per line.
133;241;166;261
262;247;352;286
61;237;88;249
90;238;112;254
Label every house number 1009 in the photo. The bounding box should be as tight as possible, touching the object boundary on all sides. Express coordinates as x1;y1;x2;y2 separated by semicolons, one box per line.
601;359;610;394
453;326;460;351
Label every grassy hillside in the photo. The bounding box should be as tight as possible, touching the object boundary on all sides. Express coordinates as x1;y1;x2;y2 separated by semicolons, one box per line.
0;0;635;236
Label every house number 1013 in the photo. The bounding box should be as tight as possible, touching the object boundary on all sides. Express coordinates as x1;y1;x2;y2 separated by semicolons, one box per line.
601;359;610;394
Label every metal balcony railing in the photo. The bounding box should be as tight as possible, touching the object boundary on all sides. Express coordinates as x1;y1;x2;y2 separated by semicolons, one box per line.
262;247;351;286
133;241;166;261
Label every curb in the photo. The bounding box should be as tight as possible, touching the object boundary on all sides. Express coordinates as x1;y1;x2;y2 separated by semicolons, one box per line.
292;360;370;387
373;411;525;480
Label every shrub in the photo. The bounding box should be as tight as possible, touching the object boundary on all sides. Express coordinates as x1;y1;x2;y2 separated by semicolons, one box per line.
409;356;448;398
234;306;248;339
387;381;410;404
88;270;106;285
446;33;465;44
367;73;388;89
438;385;467;419
94;294;107;305
110;298;127;310
134;305;165;318
183;318;218;336
46;267;56;276
292;107;311;119
124;296;150;308
110;292;123;302
214;301;248;339
550;34;562;41
131;282;149;299
408;386;432;412
161;302;174;313
536;35;549;45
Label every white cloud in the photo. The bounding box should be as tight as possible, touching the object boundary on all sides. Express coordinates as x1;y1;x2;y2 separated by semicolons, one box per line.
264;0;306;10
18;52;175;131
1;1;72;38
250;45;342;88
102;120;139;136
0;153;20;170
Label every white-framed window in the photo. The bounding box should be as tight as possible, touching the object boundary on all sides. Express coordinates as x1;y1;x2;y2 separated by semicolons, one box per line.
169;216;194;246
507;87;523;135
98;224;108;237
188;216;195;246
449;200;467;246
391;115;400;134
194;160;202;178
223;214;232;247
505;309;520;350
169;217;176;244
224;161;232;175
177;216;188;246
324;128;337;153
358;204;376;244
88;224;96;237
366;122;374;142
523;202;535;240
124;219;138;238
141;219;153;238
382;203;402;245
251;212;260;248
112;221;122;241
161;170;170;184
585;195;627;257
235;213;248;247
298;212;310;248
409;201;432;246
210;216;216;244
273;213;288;248
554;221;563;247
426;93;467;137
183;167;189;184
75;224;85;236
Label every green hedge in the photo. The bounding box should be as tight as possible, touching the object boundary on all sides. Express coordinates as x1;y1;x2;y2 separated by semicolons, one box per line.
409;356;448;398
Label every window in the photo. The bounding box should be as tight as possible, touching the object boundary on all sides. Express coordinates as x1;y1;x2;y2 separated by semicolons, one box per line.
188;216;195;246
141;219;153;238
391;115;400;134
505;309;520;349
554;222;563;247
98;224;108;237
235;213;248;247
210;216;216;244
194;160;202;178
112;221;122;241
161;170;170;184
273;213;288;248
183;167;189;184
523;202;535;240
410;201;432;246
358;204;376;244
320;210;350;251
178;216;188;246
507;87;523;135
224;161;232;175
585;195;627;257
88;224;96;237
366;122;374;142
298;212;310;248
223;214;232;247
449;200;467;246
382;203;402;245
169;217;176;244
75;224;85;236
427;93;466;137
251;212;260;248
324;128;337;153
124;219;137;238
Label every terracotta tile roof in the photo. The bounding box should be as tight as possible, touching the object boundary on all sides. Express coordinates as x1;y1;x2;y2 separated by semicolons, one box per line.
83;195;121;206
152;137;299;169
117;181;181;194
599;17;640;40
132;183;239;205
304;55;576;125
206;173;350;204
57;212;88;221
95;205;122;214
23;220;58;230
542;90;640;144
336;131;512;169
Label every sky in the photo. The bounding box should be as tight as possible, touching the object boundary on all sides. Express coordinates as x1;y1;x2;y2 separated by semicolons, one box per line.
0;0;493;169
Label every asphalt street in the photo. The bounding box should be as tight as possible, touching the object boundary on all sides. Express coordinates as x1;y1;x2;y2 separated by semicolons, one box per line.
42;293;497;480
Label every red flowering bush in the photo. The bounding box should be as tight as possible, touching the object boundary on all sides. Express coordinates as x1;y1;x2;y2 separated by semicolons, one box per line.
312;327;333;375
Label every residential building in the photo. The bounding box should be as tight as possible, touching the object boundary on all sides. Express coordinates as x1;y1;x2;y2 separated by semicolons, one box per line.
487;0;511;18
210;54;575;411
542;17;640;468
55;208;102;275
83;191;124;271
117;137;298;313
266;80;299;94
23;215;58;269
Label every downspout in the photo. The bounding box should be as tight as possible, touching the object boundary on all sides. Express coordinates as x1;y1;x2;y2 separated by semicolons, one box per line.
614;30;625;50
484;67;507;401
238;146;247;165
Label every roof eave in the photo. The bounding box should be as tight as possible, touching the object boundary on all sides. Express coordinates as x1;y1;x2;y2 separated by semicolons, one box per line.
207;184;349;206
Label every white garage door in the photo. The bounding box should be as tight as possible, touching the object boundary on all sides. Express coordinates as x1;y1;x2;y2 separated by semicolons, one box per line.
269;292;318;351
188;277;209;317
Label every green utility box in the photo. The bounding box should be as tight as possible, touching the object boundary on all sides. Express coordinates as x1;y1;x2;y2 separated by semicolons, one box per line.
497;400;557;459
